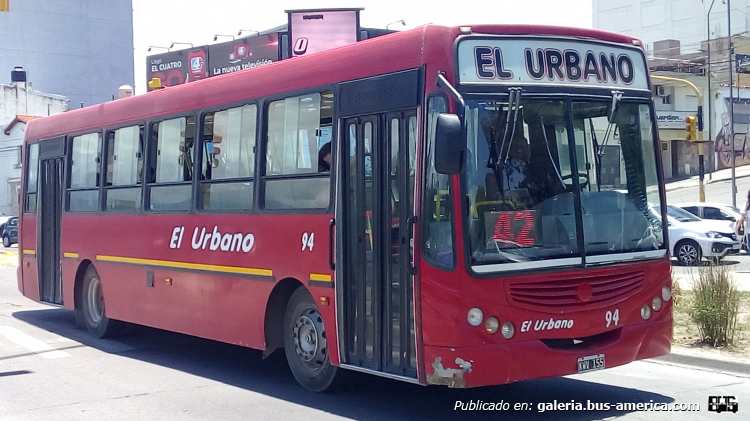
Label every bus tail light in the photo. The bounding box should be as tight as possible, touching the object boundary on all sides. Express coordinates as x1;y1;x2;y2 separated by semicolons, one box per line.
467;308;484;326
501;322;515;339
640;304;651;320
485;317;499;334
662;286;671;302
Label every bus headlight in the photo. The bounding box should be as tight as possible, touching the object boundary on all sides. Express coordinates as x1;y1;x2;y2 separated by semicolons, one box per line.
662;286;671;302
467;308;484;327
501;322;515;339
485;317;499;334
641;304;651;320
652;296;662;312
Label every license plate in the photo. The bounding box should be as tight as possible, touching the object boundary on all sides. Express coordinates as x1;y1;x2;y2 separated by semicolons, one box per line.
577;354;605;373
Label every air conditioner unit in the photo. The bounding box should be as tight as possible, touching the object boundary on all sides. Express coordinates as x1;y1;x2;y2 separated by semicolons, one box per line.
656;86;666;96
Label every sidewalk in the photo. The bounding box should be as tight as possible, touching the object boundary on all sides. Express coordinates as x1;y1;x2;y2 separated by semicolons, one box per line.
665;162;750;193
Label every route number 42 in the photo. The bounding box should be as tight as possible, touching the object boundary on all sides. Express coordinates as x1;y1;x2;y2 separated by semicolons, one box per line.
605;309;619;328
302;232;315;251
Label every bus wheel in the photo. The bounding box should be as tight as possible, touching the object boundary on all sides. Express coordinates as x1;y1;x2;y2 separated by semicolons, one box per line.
283;286;338;392
77;266;121;338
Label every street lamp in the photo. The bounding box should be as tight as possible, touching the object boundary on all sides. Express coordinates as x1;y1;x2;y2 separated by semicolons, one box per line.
386;20;406;30
147;46;169;52
237;29;259;37
169;42;194;50
213;34;235;42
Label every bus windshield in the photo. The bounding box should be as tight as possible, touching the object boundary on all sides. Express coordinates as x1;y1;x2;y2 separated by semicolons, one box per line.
463;97;665;272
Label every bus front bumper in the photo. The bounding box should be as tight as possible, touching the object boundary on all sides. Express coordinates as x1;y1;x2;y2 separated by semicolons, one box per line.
424;318;671;388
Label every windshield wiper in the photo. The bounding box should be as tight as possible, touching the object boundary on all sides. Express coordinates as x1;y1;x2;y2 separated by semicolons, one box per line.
499;88;522;164
597;91;623;156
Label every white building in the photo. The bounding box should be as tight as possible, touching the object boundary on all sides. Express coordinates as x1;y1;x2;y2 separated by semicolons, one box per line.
0;79;68;216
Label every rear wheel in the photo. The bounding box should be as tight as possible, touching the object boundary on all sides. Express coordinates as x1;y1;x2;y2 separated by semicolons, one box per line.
2;235;9;248
77;265;122;338
283;286;339;392
676;240;702;266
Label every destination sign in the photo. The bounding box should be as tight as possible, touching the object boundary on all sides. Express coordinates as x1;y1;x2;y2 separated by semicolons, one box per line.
457;38;649;90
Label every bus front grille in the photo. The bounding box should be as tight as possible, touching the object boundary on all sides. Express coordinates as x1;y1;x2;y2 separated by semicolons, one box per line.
506;270;644;312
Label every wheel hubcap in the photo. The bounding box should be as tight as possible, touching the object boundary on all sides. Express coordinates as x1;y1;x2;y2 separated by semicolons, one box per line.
293;308;327;371
679;245;697;265
86;277;104;324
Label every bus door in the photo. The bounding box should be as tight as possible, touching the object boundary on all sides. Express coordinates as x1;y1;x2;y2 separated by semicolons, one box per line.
341;111;418;378
37;137;65;305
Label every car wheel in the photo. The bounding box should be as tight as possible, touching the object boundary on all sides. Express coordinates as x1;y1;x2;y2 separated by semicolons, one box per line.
76;265;122;338
2;235;8;248
676;240;702;266
283;286;339;392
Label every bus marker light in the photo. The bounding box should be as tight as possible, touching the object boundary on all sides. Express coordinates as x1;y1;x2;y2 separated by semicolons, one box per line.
501;322;515;339
467;308;483;326
640;304;651;320
652;296;662;312
320;296;329;306
485;317;499;334
662;286;671;302
165;278;173;285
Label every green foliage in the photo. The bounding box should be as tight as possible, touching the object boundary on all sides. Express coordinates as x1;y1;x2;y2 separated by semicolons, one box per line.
688;264;741;347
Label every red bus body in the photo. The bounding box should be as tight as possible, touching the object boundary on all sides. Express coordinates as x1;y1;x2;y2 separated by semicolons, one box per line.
18;24;672;389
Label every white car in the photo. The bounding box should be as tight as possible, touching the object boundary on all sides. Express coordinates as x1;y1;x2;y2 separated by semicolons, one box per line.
673;202;742;225
666;205;740;266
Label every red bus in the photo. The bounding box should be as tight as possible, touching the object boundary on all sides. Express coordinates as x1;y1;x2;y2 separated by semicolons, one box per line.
17;24;672;391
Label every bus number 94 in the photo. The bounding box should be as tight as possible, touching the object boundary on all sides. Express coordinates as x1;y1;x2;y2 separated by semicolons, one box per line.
605;309;619;328
302;232;315;251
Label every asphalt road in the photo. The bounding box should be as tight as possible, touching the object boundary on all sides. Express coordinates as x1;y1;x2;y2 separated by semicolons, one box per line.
0;253;748;420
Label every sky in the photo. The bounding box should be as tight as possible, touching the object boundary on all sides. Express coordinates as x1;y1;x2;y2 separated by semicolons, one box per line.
131;0;593;94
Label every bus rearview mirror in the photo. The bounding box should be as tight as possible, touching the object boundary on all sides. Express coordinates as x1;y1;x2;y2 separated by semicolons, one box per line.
434;113;464;175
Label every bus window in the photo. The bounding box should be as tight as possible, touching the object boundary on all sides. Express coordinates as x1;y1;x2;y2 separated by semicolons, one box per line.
263;91;332;210
24;143;39;214
147;116;195;211
67;132;102;211
200;104;257;211
104;125;144;212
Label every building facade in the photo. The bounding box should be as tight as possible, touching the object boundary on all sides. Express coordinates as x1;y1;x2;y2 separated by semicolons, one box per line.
0;0;134;108
0;80;68;216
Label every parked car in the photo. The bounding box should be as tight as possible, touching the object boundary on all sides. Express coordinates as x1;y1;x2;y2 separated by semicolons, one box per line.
673;202;742;224
665;205;740;266
1;216;17;247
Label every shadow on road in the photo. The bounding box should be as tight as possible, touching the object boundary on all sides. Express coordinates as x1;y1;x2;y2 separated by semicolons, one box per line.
13;308;674;421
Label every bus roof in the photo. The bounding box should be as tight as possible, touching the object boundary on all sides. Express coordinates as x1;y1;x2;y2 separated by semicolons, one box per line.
25;24;642;142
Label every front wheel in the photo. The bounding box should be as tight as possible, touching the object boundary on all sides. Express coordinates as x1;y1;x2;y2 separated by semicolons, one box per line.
76;265;122;338
283;286;339;392
2;235;9;248
676;240;702;266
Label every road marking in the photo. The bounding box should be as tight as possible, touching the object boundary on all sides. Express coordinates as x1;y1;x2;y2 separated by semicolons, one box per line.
0;326;71;359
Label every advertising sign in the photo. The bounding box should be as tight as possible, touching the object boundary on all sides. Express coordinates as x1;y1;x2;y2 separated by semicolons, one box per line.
457;38;649;90
208;33;280;76
288;9;360;57
736;54;750;74
146;47;209;91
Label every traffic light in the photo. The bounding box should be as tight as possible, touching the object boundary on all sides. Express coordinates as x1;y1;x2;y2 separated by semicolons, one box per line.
685;115;697;141
0;0;8;12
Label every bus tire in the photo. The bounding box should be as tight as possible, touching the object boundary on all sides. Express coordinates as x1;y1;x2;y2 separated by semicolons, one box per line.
283;286;339;392
77;265;122;338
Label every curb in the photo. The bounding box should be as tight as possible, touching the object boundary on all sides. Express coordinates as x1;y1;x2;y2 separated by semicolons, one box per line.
650;349;750;377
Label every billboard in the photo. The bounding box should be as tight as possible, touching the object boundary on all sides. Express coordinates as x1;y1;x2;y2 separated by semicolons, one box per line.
146;47;209;90
208;33;280;76
288;9;361;57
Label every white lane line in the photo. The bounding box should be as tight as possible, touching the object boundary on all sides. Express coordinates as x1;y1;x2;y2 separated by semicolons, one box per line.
0;326;71;359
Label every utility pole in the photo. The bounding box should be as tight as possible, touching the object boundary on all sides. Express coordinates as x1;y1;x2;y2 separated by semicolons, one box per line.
729;0;737;207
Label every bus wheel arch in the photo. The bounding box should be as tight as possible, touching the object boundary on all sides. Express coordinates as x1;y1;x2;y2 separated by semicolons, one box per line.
263;278;303;358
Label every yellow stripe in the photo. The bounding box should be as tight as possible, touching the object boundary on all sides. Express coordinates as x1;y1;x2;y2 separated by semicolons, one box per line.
22;249;36;255
310;273;332;282
63;252;79;258
96;255;273;277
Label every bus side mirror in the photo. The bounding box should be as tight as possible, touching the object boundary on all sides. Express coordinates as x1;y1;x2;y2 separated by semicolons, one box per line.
434;114;464;175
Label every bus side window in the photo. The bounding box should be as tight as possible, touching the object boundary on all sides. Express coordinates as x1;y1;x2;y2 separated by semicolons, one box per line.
199;104;257;211
104;125;144;212
24;143;40;214
67;132;102;212
147;116;195;211
262;91;333;210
